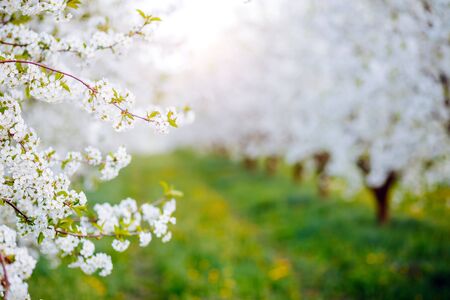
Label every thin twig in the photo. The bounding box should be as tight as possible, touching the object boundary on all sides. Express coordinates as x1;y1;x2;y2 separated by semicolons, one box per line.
1;199;32;224
54;229;138;239
0;60;95;92
0;40;29;47
0;59;157;124
0;252;10;299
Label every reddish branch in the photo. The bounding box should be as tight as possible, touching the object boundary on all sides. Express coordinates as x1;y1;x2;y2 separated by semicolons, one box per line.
0;252;10;299
1;197;139;240
8;132;27;153
1;199;32;224
54;229;108;239
0;40;29;47
111;103;156;123
1;199;103;238
0;59;157;124
0;60;95;92
54;229;138;239
1;24;146;55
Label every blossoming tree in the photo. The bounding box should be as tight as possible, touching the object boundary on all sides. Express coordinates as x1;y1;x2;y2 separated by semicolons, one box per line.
167;0;450;224
0;1;186;299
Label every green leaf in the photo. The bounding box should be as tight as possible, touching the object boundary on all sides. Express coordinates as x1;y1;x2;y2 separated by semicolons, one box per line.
60;81;71;92
56;190;68;197
66;0;82;9
72;206;87;217
15;62;25;73
55;73;64;80
168;118;178;128
92;222;103;232
159;181;184;198
150;17;162;22
136;9;147;19
136;9;162;24
24;85;31;99
37;232;44;245
167;111;178;128
168;190;184;198
11;15;32;25
160;181;170;194
147;111;161;119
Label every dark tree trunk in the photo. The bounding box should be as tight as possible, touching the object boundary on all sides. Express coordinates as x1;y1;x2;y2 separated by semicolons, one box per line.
370;172;397;226
265;156;279;176
373;189;389;225
212;145;229;158
243;157;257;171
438;73;450;135
318;174;329;198
292;162;304;183
314;152;331;198
357;156;398;225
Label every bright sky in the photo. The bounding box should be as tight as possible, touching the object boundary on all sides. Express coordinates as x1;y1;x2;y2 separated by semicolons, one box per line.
139;0;245;51
132;0;267;72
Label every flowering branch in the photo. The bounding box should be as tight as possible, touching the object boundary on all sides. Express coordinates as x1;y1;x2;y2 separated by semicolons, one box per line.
54;229;139;239
54;229;112;239
1;199;32;225
0;40;28;47
1;196;167;242
0;59;95;92
0;4;181;299
0;59;181;130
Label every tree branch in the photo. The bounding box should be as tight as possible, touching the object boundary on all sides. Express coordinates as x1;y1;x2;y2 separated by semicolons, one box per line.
54;229;138;239
0;252;10;299
0;60;95;92
0;40;29;47
1;199;32;224
1;198;127;240
0;59;159;124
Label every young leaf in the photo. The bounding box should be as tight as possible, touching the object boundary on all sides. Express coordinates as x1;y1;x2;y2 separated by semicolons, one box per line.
37;232;44;245
66;0;82;9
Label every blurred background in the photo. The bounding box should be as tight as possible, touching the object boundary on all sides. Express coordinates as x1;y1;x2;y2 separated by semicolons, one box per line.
26;0;450;299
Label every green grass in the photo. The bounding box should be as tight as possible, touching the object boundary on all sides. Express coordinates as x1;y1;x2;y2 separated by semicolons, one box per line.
29;151;450;300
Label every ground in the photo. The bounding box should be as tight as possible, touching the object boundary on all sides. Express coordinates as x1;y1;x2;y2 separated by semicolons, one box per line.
29;151;450;299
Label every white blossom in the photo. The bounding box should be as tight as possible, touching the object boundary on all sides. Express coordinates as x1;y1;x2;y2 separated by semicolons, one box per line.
139;232;152;247
0;1;182;299
111;239;130;252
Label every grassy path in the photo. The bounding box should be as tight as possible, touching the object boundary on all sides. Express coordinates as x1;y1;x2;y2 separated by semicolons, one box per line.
29;152;450;299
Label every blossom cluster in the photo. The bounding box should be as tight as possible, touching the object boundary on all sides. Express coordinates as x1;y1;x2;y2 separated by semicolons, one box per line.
0;1;185;299
0;58;184;133
42;145;131;180
0;225;36;300
0;0;67;17
82;80;181;133
0;91;179;298
42;197;176;277
0;19;154;62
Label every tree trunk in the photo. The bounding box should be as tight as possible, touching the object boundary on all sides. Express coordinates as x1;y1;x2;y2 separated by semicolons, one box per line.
292;162;304;183
243;157;257;171
212;145;229;158
373;190;389;225
314;152;331;198
370;172;396;225
357;156;398;225
265;156;279;176
318;174;329;198
438;73;450;135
